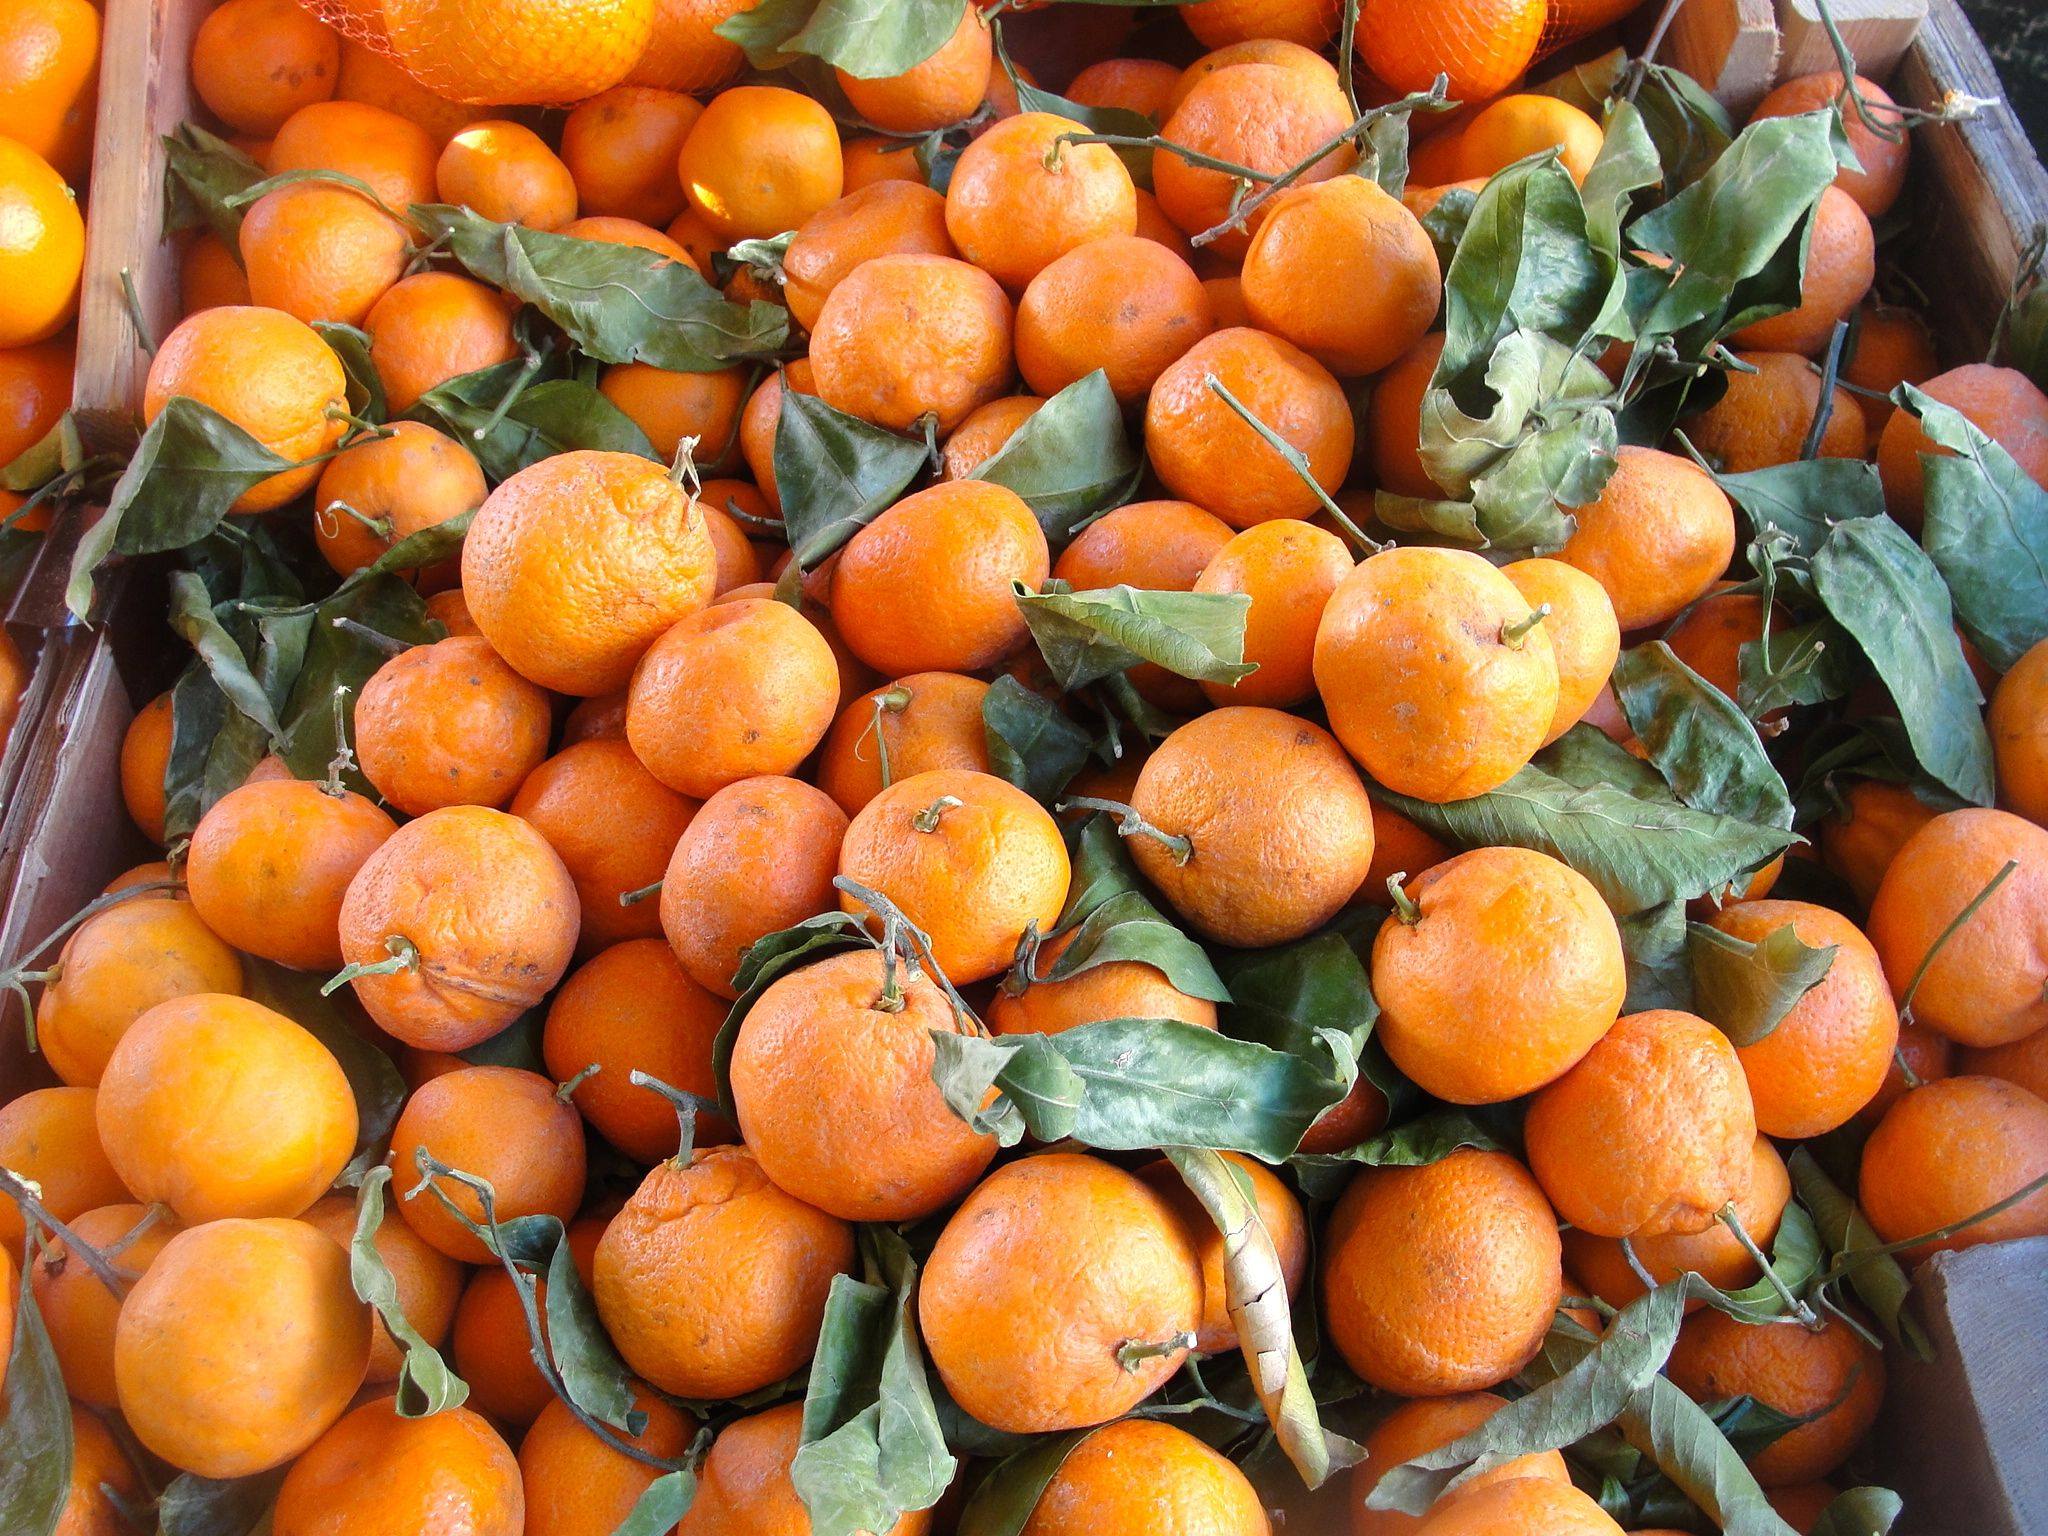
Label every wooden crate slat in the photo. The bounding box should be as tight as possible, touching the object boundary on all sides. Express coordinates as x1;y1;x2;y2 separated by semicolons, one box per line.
1665;0;1783;114
1778;0;1929;81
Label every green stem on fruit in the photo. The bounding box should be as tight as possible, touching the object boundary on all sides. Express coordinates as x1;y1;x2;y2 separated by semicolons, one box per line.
912;795;963;834
1718;1202;1820;1328
1500;604;1551;651
618;880;663;908
1201;375;1386;553
555;1063;601;1103
1055;796;1193;866
1801;319;1852;461
322;934;421;997
1385;874;1420;925
1116;1331;1196;1371
322;685;357;798
1896;859;2018;1025
0;1169;131;1296
628;1070;711;1170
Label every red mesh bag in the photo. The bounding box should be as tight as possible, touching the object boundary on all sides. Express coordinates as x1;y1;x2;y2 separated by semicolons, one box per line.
298;0;658;106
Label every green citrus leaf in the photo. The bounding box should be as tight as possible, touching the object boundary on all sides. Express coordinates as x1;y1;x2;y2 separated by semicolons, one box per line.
1613;640;1794;830
408;362;657;483
718;0;967;79
1737;619;1860;718
954;1431;1098;1536
272;573;440;785
612;1471;697;1535
1015;580;1254;689
1788;1146;1933;1360
773;386;930;569
1706;456;1886;556
1629;61;1735;194
1811;1486;1904;1536
981;675;1092;808
970;370;1142;546
1618;1374;1801;1536
161;122;265;246
1687;921;1838;1047
154;1470;288;1536
349;1166;469;1415
0;1255;70;1536
1620;899;1695;1012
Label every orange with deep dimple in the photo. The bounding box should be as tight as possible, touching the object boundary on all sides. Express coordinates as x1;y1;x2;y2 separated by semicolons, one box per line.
1859;1075;2048;1263
1127;707;1376;948
1373;847;1625;1105
186;776;397;972
1023;1417;1270;1536
312;419;487;580
920;1153;1202;1434
810;253;1016;433
675;84;843;243
462;449;717;696
363;271;521;416
1357;0;1544;101
115;1217;371;1480
1556;445;1737;631
382;0;655;106
543;938;736;1160
1707;900;1901;1138
143;307;349;514
594;1145;854;1400
837;768;1070;984
830;479;1047;676
1322;1149;1563;1397
731;947;998;1222
782;181;958;333
1316;546;1559;803
355;636;554;817
1147;327;1354;527
1016;236;1213;406
274;1397;523;1536
337;805;580;1051
1525;1009;1757;1237
946;112;1138;292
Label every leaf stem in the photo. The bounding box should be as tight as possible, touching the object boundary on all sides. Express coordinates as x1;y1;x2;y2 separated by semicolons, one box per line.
1054;796;1192;866
1718;1202;1820;1327
1800;319;1851;461
323;934;421;997
0;1169;132;1296
1201;375;1386;552
1897;859;2018;1025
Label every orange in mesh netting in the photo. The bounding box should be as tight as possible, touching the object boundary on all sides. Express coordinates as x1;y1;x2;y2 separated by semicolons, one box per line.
297;0;669;106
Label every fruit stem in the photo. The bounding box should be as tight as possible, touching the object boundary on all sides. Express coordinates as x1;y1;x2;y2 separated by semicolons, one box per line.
322;684;358;798
628;1070;709;1169
618;880;663;908
1055;796;1193;867
1116;1331;1196;1371
555;1062;602;1102
912;795;963;834
1819;1164;2048;1279
0;1168;132;1297
318;497;394;542
330;615;413;657
1384;873;1420;924
469;348;547;446
861;687;913;793
1896;859;2018;1025
0;879;184;1054
1200;376;1388;554
1800;320;1851;461
322;934;421;997
1500;604;1551;650
1717;1202;1821;1329
1002;922;1048;998
833;876;987;1033
1893;1044;1925;1091
667;433;703;494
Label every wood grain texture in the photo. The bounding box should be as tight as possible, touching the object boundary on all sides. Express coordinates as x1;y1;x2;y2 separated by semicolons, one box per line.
1666;0;1784;114
1778;0;1929;80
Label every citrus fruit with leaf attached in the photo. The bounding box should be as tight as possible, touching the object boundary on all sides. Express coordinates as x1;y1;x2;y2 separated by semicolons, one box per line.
190;0;338;137
519;1380;695;1536
449;1266;557;1431
937;393;1040;479
273;1395;524;1536
1841;300;1938;449
594;1144;854;1400
337;804;580;1049
675;83;843;242
363;270;522;415
270;99;440;209
1322;1148;1564;1396
239;181;411;329
96;994;356;1224
0;331;72;470
680;1401;932;1535
143;306;350;513
1351;1393;1572;1536
0;1088;127;1251
313;419;486;579
596;362;746;464
1357;0;1544;101
1730;186;1876;357
1316;546;1559;802
32;1203;181;1409
736;360;812;512
115;1216;371;1479
1752;71;1910;218
182;229;255;316
382;0;655;106
1457;94;1605;183
1024;1416;1270;1535
920;1152;1203;1433
1125;706;1376;947
1878;362;2048;532
1556;444;1736;631
990;926;1220;1037
816;672;992;817
809;252;1016;433
0;0;98;184
1373;847;1625;1103
1663;1308;1885;1487
1137;1150;1307;1355
436;119;579;230
1663;581;1789;720
355;635;554;816
837;6;991;132
947;111;1138;291
1526;1008;1757;1237
462;448;717;695
1859;1073;2048;1263
301;1192;465;1386
1016;234;1214;405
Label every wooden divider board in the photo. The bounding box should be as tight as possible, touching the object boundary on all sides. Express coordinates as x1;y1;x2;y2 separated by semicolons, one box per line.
1780;0;1931;81
1665;0;1783;113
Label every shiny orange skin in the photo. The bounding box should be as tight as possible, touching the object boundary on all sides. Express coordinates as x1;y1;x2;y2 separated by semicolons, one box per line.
190;0;338;136
32;1204;181;1408
388;1066;587;1263
1068;57;1181;117
1024;1417;1269;1536
0;1089;127;1251
1130;706;1376;948
1877;362;2048;532
1351;1393;1571;1536
1962;1024;2048;1102
626;0;752;93
625;598;841;798
543;938;734;1160
1842;301;1938;450
831;479;1047;676
1412;1479;1623;1535
676;85;843;243
0;137;80;347
1867;808;2048;1047
450;1265;555;1430
680;1401;930;1536
119;695;173;845
991;926;1219;1038
594;1146;854;1399
1708;900;1901;1137
1565;1132;1791;1311
436;120;579;231
1374;848;1625;1105
301;1193;464;1386
510;738;696;956
946;112;1137;292
239;182;409;329
1242;177;1441;377
1154;63;1356;257
731;948;998;1221
463;449;717;696
1731;187;1875;355
1182;0;1340;47
837;767;1070;984
1859;1074;2048;1263
661;775;847;999
115;1217;371;1480
338;805;580;1050
1135;1151;1305;1355
363;271;521;416
0;332;73;470
273;1396;523;1536
1196;520;1353;710
519;1381;694;1536
1664;1309;1885;1486
840;133;925;191
817;672;992;817
1025;239;1214;416
1054;498;1234;712
98;995;356;1224
1458;95;1604;184
381;0;654;107
186;778;396;973
56;1401;147;1536
356;636;553;816
1753;72;1910;218
920;1152;1202;1433
313;420;487;580
781;181;957;333
1526;1009;1756;1237
1558;445;1736;632
1367;329;1446;500
270;99;440;210
0;0;99;184
1358;0;1543;99
1991;635;2048;825
810;253;1016;433
36;898;243;1087
838;5;991;131
1147;326;1355;527
1503;558;1621;747
1323;1149;1563;1396
143;306;349;513
1316;546;1559;802
1817;779;1939;909
560;87;700;227
939;394;1041;480
1687;350;1866;474
332;39;492;149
